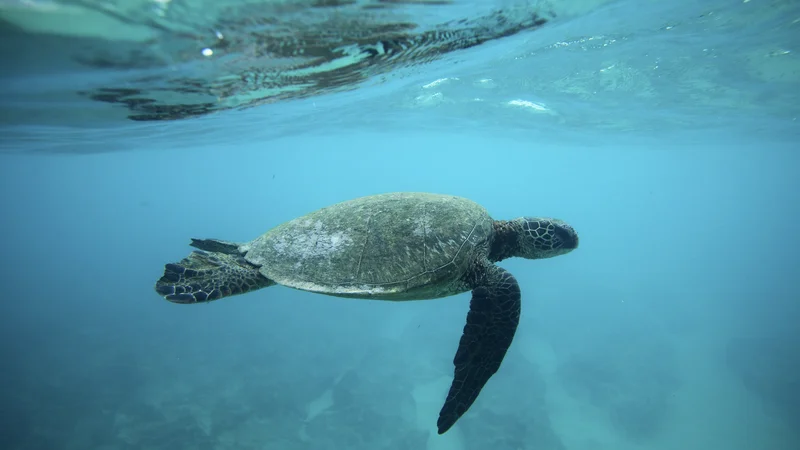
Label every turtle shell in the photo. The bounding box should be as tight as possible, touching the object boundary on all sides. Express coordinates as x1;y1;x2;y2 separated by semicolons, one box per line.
243;192;494;300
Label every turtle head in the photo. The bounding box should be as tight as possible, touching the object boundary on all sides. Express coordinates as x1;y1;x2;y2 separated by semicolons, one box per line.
504;217;579;260
515;217;579;259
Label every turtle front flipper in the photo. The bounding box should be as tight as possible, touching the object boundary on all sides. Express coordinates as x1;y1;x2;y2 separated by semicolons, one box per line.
437;262;521;434
155;250;274;304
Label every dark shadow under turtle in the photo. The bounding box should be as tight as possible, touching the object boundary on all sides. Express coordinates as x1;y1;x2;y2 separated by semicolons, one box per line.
154;192;579;434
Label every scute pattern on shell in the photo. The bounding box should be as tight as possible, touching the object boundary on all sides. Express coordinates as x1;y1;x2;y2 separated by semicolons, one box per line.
245;192;493;300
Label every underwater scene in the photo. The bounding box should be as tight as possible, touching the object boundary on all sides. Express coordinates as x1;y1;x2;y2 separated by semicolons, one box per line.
0;0;798;449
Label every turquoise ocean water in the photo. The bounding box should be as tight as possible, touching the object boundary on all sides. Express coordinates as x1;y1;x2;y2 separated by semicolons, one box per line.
1;1;798;449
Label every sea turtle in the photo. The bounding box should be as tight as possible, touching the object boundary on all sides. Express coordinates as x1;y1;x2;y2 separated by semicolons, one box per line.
154;192;578;434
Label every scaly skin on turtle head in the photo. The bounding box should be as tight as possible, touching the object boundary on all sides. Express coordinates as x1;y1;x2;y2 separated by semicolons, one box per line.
490;217;578;262
514;217;579;259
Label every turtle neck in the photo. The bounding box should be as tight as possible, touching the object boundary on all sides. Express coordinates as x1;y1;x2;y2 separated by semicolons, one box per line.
488;219;520;262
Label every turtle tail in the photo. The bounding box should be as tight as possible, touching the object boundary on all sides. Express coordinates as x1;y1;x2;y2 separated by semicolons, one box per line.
155;250;274;304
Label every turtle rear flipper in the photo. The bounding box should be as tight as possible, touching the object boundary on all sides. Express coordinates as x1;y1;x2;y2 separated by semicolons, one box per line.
155;251;274;303
437;261;521;434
